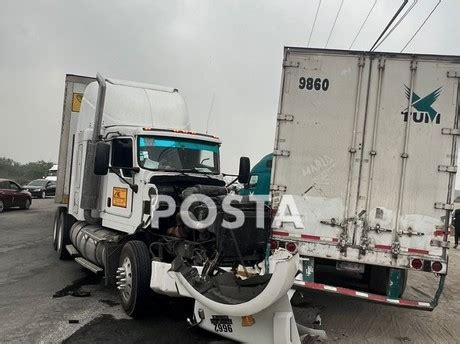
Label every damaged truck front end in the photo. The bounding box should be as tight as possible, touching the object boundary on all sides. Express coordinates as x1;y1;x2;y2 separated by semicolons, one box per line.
54;74;308;343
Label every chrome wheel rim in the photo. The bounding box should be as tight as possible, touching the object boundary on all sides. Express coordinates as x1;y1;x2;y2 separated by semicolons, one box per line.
42;191;46;199
117;257;133;302
25;200;30;209
0;201;4;212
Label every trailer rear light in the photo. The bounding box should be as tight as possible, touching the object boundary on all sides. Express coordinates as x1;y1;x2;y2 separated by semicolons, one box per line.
270;240;279;250
411;258;423;270
286;242;297;253
431;261;443;273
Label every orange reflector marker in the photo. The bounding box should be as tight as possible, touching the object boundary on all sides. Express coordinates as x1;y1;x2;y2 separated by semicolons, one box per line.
173;129;197;135
241;315;256;327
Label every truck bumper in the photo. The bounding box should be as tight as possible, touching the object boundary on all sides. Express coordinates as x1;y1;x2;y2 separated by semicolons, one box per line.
149;250;305;343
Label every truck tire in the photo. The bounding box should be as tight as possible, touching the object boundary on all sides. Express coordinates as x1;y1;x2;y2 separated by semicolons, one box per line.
56;210;75;260
369;266;390;295
53;207;66;250
369;267;407;297
397;269;408;297
117;241;152;318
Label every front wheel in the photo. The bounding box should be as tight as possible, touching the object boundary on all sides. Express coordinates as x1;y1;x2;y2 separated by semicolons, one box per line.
0;200;4;213
117;241;152;317
41;191;46;199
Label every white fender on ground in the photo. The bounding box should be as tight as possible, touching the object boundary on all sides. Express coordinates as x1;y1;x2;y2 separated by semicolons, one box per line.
172;250;299;317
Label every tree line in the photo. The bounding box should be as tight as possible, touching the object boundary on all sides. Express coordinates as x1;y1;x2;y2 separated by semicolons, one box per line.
0;157;54;185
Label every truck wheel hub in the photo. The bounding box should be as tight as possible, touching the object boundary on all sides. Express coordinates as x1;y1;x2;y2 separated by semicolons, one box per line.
117;257;133;301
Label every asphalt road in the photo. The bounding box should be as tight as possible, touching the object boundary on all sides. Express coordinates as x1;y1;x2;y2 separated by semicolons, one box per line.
0;199;226;344
1;199;459;343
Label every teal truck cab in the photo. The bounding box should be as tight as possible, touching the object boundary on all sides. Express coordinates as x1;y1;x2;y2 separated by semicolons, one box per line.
240;153;272;196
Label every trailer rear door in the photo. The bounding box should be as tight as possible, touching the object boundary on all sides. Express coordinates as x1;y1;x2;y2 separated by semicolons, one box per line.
272;48;460;267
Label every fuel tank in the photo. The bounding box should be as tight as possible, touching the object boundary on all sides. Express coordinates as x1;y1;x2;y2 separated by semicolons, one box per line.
69;221;123;268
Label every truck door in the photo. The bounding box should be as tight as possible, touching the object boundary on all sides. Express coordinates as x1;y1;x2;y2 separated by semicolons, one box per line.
353;57;459;259
272;52;367;244
273;50;456;264
104;138;134;220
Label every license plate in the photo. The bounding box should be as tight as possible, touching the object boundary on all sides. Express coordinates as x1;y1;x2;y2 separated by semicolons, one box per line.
336;261;365;273
210;315;233;333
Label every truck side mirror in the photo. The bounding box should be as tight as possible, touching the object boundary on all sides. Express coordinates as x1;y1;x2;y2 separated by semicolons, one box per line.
238;157;250;184
94;142;110;175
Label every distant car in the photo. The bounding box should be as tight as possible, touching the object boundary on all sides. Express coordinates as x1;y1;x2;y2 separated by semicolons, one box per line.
23;179;56;199
0;179;32;213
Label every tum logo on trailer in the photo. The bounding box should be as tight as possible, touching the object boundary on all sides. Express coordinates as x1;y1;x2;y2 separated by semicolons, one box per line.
401;86;442;124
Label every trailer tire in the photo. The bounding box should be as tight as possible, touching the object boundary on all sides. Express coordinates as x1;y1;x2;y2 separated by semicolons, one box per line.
117;241;152;318
398;269;408;297
369;266;407;297
56;210;74;260
369;266;390;295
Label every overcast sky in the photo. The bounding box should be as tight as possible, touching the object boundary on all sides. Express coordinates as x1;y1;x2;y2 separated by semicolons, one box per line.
1;0;459;177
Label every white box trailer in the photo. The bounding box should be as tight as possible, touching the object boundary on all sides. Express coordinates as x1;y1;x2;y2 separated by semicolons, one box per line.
271;47;459;309
55;74;96;205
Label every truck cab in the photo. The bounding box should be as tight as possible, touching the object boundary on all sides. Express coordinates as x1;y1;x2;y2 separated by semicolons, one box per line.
65;78;224;231
70;126;224;234
54;75;274;322
240;153;272;196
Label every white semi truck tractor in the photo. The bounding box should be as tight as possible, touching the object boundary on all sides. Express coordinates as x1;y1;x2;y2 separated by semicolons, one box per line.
53;74;307;343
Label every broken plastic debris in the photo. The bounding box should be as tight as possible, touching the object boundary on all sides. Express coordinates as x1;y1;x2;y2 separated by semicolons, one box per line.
313;314;322;326
297;323;327;342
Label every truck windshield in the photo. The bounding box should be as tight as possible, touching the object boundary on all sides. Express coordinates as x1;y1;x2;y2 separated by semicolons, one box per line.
137;136;220;173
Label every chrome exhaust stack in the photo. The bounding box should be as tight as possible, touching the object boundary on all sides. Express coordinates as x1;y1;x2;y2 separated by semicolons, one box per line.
81;73;107;224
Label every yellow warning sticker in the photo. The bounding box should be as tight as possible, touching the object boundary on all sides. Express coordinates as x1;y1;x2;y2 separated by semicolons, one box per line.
112;187;128;208
72;93;83;112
